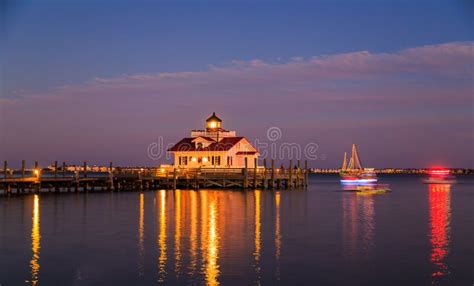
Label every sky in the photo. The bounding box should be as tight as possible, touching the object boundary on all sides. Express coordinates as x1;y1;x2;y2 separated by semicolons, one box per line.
1;0;473;168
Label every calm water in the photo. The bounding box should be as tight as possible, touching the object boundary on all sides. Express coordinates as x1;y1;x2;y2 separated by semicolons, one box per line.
1;175;473;286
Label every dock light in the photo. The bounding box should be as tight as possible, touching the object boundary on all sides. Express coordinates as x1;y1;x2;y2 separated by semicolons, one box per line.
34;169;40;176
160;168;165;173
202;157;208;163
209;121;217;128
191;157;197;162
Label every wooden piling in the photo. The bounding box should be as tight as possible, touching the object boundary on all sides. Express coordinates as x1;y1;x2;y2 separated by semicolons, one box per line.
253;158;258;189
173;168;177;190
21;160;25;179
109;162;114;191
262;159;267;189
243;157;248;189
304;160;308;187
62;162;66;178
297;160;301;186
288;159;293;189
83;161;87;178
54;161;58;179
271;159;275;189
3;161;7;180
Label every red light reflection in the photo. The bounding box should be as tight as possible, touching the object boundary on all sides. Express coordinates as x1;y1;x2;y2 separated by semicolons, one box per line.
428;184;451;282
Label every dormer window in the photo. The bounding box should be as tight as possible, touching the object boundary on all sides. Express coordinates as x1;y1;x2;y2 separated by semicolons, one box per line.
197;142;203;150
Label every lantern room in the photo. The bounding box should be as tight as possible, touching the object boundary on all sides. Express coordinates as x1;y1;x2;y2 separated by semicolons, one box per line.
206;112;222;131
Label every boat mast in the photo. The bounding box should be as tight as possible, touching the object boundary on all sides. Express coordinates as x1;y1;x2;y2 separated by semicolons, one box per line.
351;144;363;170
341;152;347;171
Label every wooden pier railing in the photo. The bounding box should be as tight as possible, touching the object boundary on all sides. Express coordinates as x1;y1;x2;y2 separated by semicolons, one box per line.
0;159;309;195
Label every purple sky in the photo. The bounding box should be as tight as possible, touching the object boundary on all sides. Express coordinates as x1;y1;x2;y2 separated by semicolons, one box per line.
1;2;473;168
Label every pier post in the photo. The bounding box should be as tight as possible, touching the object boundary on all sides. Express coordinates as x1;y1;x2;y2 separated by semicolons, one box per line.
34;161;40;192
62;162;66;178
21;160;25;179
262;159;267;189
297;160;301;187
3;161;8;194
109;162;113;191
288;160;293;189
54;161;58;179
83;161;87;178
3;161;7;180
173;168;177;190
271;159;275;189
253;158;257;189
304;160;308;187
243;158;248;189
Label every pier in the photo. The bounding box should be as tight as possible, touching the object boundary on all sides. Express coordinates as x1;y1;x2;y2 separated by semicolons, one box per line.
0;159;308;195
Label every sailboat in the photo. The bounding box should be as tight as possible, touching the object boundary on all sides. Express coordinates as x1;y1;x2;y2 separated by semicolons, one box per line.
340;144;377;184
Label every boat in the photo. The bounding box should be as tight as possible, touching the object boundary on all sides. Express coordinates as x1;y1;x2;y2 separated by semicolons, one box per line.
422;169;456;184
355;183;391;194
340;144;377;185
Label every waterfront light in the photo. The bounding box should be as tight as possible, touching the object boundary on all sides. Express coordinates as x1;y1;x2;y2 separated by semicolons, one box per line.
202;157;209;163
209;121;217;129
34;169;40;177
191;157;197;162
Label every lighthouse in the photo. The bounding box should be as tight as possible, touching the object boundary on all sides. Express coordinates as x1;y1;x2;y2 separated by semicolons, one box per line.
168;112;259;168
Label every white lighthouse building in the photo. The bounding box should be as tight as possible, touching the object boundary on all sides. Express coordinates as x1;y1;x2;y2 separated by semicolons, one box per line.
168;112;259;168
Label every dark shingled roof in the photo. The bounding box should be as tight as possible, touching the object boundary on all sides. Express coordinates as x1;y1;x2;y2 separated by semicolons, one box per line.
168;137;245;152
236;151;258;155
206;112;222;122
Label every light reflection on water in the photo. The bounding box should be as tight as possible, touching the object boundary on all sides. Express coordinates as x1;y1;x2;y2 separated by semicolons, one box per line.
275;191;281;281
428;184;451;284
2;176;472;285
253;190;261;285
157;190;167;283
28;194;41;286
342;193;375;259
138;193;144;276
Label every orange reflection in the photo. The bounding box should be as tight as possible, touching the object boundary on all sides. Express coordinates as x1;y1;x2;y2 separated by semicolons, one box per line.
157;190;167;283
429;184;451;281
275;191;281;281
189;191;198;276
138;193;145;276
206;194;220;286
254;190;261;284
29;194;41;285
174;190;182;277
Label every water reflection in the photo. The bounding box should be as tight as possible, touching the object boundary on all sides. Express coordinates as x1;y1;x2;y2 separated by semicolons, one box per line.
275;191;281;281
138;193;145;276
174;190;182;278
29;194;41;285
204;193;220;286
428;184;451;284
253;190;262;285
342;194;375;258
189;191;198;276
157;190;167;283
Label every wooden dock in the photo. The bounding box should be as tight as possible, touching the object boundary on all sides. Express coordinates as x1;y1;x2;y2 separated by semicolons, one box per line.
0;159;309;195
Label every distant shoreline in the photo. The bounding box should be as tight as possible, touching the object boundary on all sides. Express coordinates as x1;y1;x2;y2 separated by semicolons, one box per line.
310;168;474;175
